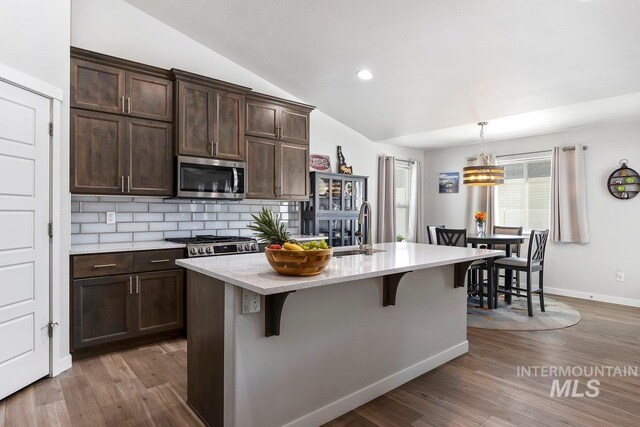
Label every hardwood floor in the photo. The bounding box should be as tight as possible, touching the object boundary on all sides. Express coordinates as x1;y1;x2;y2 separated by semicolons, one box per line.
1;296;638;426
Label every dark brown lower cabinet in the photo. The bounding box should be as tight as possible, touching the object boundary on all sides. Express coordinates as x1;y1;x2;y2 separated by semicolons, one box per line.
73;274;135;349
136;270;184;334
71;250;186;357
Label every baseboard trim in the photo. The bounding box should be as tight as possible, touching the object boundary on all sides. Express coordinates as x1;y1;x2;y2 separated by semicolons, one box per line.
52;354;72;377
283;341;469;427
546;287;640;308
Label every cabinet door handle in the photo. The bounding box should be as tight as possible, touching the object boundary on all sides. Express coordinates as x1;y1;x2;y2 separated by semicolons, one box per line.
150;259;170;263
129;276;133;294
127;175;131;193
127;96;131;114
136;276;140;294
121;96;126;113
121;176;125;193
210;140;214;156
94;263;116;269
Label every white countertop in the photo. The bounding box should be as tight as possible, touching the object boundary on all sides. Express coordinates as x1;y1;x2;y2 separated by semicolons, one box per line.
176;242;503;295
70;241;186;255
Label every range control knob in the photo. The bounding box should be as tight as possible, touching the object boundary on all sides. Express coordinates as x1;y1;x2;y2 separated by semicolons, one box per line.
206;247;213;254
244;244;250;251
190;247;197;255
251;243;257;251
198;247;205;255
238;245;244;252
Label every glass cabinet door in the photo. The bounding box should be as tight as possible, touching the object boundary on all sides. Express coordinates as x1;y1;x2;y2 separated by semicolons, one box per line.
330;179;343;212
344;179;355;211
318;177;330;211
354;179;364;211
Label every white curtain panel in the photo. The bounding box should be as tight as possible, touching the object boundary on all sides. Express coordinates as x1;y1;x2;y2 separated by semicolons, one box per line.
377;155;396;243
465;154;496;233
407;161;425;243
551;146;590;243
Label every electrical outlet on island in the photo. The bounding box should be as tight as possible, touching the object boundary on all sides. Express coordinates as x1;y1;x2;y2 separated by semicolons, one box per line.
616;271;625;282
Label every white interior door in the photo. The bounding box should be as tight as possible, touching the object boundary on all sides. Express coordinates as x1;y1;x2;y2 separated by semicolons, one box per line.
0;79;50;399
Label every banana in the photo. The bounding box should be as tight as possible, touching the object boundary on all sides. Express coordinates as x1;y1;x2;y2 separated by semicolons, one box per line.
283;242;304;251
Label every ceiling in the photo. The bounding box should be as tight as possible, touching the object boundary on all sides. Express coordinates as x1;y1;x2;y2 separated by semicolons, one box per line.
126;0;640;148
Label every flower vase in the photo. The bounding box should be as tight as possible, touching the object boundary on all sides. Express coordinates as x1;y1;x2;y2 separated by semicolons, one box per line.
476;222;485;237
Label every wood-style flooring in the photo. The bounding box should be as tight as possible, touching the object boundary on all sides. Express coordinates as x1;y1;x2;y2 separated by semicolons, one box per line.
1;296;638;426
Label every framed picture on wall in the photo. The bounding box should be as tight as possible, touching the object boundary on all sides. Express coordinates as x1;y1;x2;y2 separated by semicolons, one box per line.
439;172;459;193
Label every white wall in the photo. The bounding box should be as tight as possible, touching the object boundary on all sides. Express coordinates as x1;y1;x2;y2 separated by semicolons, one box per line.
423;121;640;306
70;0;424;242
0;0;72;373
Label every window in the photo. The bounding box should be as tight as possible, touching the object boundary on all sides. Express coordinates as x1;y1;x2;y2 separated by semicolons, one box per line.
495;153;552;232
395;162;411;240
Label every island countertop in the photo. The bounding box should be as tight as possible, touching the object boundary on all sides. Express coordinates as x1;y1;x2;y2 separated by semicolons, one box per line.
176;242;503;295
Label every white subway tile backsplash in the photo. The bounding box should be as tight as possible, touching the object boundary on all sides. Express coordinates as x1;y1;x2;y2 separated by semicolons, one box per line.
163;231;191;239
71;213;100;223
178;204;204;213
81;202;116;212
149;203;178;213
99;233;133;243
228;220;250;229
165;212;192;222
81;223;117;234
134;232;165;242
217;213;240;221
149;222;178;231
118;202;149;212
71;196;300;244
228;204;252;213
179;221;204;230
72;234;99;245
134;212;164;222
116;213;133;222
117;222;149;232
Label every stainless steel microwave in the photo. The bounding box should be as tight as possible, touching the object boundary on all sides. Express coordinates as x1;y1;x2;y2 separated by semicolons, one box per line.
176;156;246;199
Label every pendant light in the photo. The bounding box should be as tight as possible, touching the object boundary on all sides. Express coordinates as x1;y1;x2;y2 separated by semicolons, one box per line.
462;122;505;186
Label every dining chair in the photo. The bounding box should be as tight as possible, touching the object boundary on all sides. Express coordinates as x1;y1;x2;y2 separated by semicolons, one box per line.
492;225;524;291
493;229;549;316
435;228;489;307
426;225;444;244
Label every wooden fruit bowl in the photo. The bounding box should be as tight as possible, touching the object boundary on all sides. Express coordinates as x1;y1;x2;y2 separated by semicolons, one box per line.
264;248;333;276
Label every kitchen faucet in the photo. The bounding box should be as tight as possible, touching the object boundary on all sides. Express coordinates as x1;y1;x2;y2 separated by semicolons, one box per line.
357;201;373;255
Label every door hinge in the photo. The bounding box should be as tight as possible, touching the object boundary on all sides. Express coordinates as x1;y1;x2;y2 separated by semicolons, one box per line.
49;122;53;137
48;322;59;338
48;222;53;238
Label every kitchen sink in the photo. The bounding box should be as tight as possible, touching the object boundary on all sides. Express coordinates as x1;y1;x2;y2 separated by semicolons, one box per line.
333;249;386;257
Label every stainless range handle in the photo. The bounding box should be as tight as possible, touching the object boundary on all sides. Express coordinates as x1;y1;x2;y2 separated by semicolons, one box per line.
136;275;139;294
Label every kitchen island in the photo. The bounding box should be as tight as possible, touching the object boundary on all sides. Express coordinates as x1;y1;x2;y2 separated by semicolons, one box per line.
176;242;502;427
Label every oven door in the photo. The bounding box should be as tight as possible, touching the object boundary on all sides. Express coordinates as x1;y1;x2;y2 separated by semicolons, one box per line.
177;156;246;199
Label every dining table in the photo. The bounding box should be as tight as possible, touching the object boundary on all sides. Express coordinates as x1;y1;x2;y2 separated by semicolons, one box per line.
467;233;526;309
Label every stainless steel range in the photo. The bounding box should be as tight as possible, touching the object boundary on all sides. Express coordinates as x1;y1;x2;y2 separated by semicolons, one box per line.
166;235;258;257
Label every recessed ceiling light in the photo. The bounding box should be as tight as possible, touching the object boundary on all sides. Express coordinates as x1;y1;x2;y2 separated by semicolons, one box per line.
356;69;373;80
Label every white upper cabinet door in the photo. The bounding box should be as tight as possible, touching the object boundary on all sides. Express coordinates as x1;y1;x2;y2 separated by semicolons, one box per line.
0;80;50;400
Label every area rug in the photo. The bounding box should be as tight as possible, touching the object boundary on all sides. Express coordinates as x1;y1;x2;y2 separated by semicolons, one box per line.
467;296;581;331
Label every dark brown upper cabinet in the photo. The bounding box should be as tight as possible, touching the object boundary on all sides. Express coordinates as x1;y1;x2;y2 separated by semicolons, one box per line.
173;69;250;161
71;110;173;196
245;136;309;201
71;47;173;122
245;93;314;145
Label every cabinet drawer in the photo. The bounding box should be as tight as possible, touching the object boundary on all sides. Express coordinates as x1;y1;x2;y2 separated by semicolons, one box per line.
134;249;185;273
73;253;134;279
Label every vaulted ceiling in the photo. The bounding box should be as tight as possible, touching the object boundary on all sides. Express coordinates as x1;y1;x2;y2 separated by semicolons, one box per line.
126;0;640;147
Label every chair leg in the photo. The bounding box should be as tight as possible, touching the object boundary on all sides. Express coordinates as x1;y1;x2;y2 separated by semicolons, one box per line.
493;266;499;308
479;269;484;308
505;268;513;304
526;272;533;317
539;270;545;312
